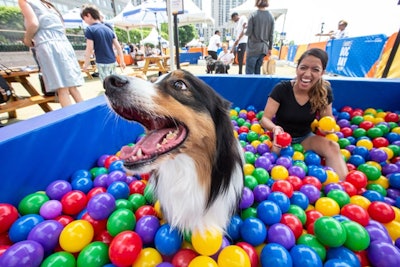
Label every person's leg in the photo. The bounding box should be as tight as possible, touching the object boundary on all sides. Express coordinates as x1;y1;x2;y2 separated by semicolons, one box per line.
237;43;246;74
57;87;72;107
245;55;257;74
254;54;266;75
68;87;84;103
301;135;348;180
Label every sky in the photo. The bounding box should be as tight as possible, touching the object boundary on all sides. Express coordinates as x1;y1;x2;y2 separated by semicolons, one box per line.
203;0;400;44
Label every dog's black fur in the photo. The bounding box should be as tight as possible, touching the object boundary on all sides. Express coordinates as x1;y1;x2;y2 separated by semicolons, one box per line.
205;55;228;74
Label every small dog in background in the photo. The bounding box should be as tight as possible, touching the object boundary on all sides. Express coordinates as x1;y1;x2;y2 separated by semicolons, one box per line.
104;70;244;233
205;56;227;74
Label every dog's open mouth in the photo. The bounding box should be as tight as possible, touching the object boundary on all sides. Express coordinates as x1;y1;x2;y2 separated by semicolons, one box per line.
113;106;188;168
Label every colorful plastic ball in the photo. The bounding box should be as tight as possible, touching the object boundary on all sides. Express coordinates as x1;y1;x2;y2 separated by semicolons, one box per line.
341;220;370;251
304;151;321;166
27;220;63;252
326;246;361;267
234;242;258;267
188;255;218;267
107;208;136;237
270;165;289;180
389;172;400;189
171;248;198;267
268;192;291;213
256;200;282;226
286;175;303;191
86;192;116;220
356;138;373;150
45;180;72;200
59;219;94;253
383;220;400;241
106;181;130;200
290;191;309;210
299;184;321;204
191;228;222;256
368;240;400;266
253;184;271;203
0;240;44;267
290;244;323;267
340;203;370;226
39;251;76;267
275;132;292;147
267;223;295;250
345;170;368;189
251;167;270;185
319;116;336;132
216;245;251;267
0;204;19;234
362;189;385;202
8;214;44;243
287;204;307;225
134;215;160;245
76;241;109;267
38;199;62;220
260;243;292;267
271;180;294;198
109;230;143;266
70;176;93;194
313;216;347;247
108;159;124;172
297;234;326;261
308;166;327;183
326;189;350;208
60;190;87;216
240;217;267;246
226;215;243;242
132;247;163;267
348;154;366;167
17;192;49;216
367;201;395;223
365;224;392;244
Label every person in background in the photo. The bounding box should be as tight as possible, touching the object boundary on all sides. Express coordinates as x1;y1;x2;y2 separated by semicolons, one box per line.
207;30;222;60
245;0;275;74
231;12;248;74
81;4;125;82
217;42;235;73
260;48;348;180
18;0;84;107
316;20;349;39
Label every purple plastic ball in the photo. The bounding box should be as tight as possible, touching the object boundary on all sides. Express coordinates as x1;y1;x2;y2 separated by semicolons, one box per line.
253;184;271;203
254;156;272;170
86;192;116;220
107;170;127;186
93;173;108;188
337;119;350;128
267;223;295;250
299;184;321;204
240;187;255;209
97;154;110;167
0;240;44;267
27;220;63;252
276;156;292;169
323;183;344;195
365;224;392;244
367;241;400;267
257;143;270;155
39;200;62;219
382;163;399;175
135;215;160;244
244;144;257;154
369;148;388;162
288;165;306;179
45;180;72;200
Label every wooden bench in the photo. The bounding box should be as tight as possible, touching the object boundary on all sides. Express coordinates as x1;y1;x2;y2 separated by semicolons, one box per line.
78;60;97;79
0;95;56;115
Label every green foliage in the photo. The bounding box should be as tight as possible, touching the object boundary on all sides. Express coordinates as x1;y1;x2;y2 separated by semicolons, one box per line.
178;25;197;47
0;6;24;30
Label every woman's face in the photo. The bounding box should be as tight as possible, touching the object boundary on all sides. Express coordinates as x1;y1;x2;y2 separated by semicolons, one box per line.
295;55;324;91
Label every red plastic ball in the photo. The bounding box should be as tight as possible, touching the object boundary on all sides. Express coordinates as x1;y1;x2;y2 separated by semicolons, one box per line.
104;155;120;169
305;210;323;229
372;137;389;148
94;229;113;244
129;180;146;195
280;213;303;239
236;241;259;267
345;170;368;190
340;127;353;138
54;215;74;227
350;109;364;118
286;176;303;191
359;121;374;130
135;205;157;221
340;203;370;226
171;248;198;267
367;201;395;223
61;190;88;215
346;163;357;172
81;212;107;234
238;125;250;134
271;180;294;197
0;204;18;234
384;112;399;122
246;111;257;121
109;231;143;266
341;106;353;113
302;176;322;190
275;132;292;147
86;187;107;200
339;181;358;197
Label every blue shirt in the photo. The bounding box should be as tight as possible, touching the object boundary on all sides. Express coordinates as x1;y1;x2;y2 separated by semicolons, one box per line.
85;23;116;64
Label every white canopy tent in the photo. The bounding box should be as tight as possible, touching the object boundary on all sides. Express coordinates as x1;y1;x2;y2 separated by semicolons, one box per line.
62;7;86;29
141;28;169;46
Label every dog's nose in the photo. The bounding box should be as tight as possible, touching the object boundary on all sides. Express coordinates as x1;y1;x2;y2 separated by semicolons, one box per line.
103;75;129;91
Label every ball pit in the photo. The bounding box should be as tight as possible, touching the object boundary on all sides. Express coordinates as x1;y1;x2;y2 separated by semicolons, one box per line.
1;93;400;267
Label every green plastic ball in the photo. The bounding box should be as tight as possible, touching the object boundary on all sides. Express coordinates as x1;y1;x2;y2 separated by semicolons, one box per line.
314;216;347;247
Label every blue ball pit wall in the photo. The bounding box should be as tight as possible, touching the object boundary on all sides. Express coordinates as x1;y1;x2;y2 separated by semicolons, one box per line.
0;75;399;206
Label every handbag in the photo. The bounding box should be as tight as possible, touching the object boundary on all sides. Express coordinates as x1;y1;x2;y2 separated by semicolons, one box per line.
0;75;12;104
38;73;55;96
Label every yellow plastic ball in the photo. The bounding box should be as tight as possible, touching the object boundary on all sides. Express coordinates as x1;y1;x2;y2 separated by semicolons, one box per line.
393;206;400;222
251;140;261;149
380;147;394;160
368;176;389;189
356;139;373;150
311;119;319;132
292;151;305;161
349;195;371;210
323;170;340;185
270;165;289;180
391;127;400;134
230;109;238;117
325;133;339;142
250;123;263;134
366;161;382;170
233;130;238;139
363;114;375;123
217;245;251;267
189;256;218;267
384;220;400;241
340;149;351;161
374;117;384;124
319;116;336;132
154;200;163;218
59;220;94;253
243;163;255;176
132;248;162;267
364;108;377;116
376;111;387;119
314;197;340;216
191;229;223;256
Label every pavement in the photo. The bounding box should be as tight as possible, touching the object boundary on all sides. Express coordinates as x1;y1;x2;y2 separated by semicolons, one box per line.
0;61;296;127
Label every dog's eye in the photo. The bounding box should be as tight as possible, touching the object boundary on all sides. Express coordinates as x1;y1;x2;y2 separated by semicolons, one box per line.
173;80;187;91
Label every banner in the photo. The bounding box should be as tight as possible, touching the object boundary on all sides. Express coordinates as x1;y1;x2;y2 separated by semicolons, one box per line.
325;34;387;77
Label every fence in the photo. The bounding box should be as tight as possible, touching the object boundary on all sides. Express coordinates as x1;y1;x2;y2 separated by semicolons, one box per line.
0;29;86;52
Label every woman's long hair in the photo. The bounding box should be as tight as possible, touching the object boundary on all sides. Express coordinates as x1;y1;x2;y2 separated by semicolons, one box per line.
297;48;331;114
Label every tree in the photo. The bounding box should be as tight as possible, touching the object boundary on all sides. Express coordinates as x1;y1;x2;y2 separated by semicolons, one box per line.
0;6;24;30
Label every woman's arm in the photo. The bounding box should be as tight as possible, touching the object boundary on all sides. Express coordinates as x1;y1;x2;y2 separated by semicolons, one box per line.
18;0;39;47
260;97;283;134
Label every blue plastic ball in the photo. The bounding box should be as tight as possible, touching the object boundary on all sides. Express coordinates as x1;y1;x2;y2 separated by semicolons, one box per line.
304;151;321;166
268;192;291;213
239;217;267;246
260;243;292;267
226;215;243;242
290;191;309;210
154;224;181;256
256;200;282;226
290;244;323;267
107;181;130;200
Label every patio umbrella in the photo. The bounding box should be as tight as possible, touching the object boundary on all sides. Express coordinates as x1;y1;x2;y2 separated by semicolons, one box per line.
62;7;86;29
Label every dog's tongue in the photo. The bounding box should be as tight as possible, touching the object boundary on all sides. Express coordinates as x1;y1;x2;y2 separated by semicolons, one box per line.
120;127;180;159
